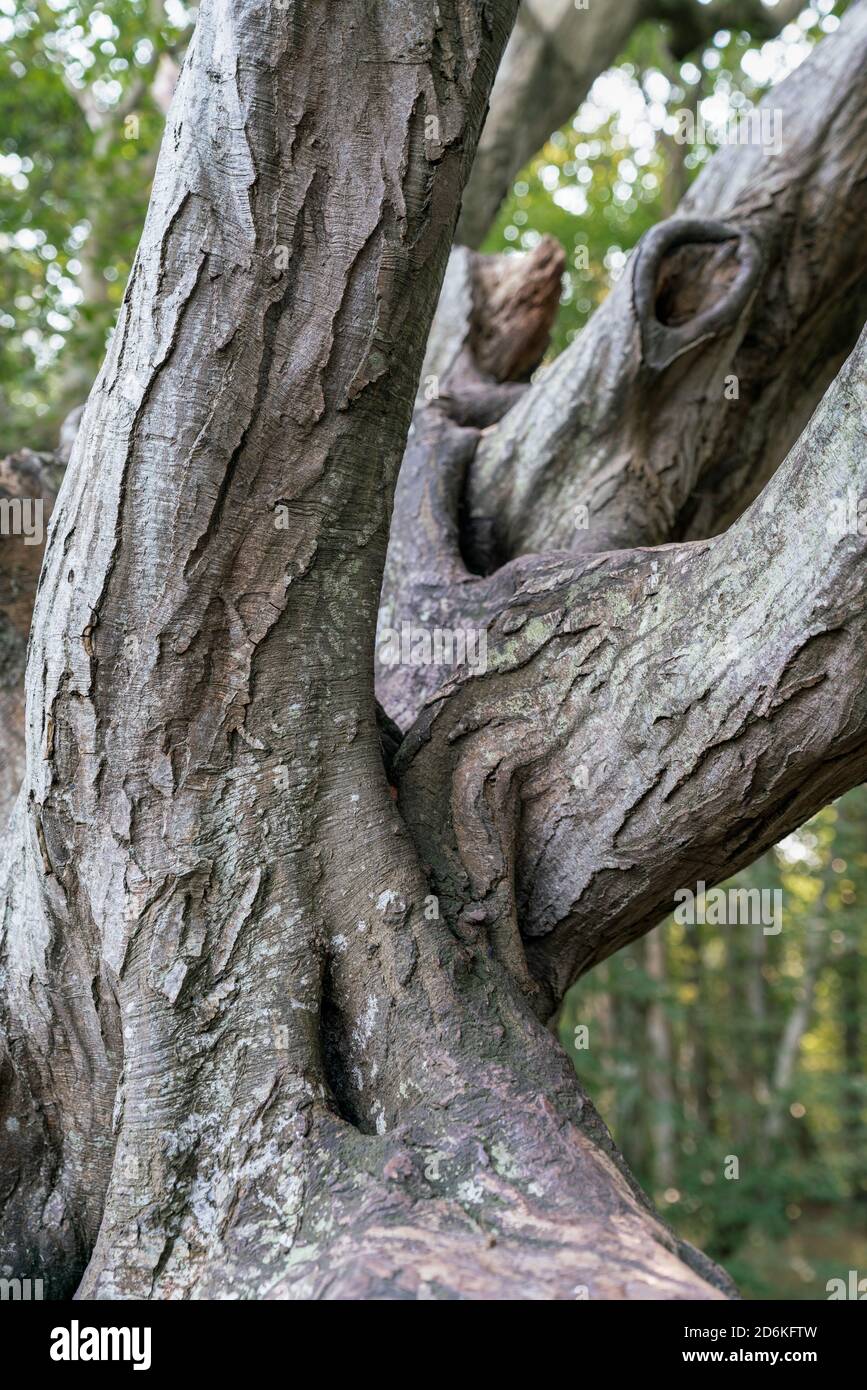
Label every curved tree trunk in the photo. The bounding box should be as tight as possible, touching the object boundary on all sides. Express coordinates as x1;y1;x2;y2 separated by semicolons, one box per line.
0;0;733;1302
2;0;866;1304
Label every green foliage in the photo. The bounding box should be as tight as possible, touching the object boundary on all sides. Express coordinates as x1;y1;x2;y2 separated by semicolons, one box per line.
562;789;867;1299
483;0;850;356
0;0;192;451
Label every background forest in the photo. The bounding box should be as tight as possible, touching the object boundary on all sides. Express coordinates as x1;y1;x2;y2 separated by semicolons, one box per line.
1;0;864;1298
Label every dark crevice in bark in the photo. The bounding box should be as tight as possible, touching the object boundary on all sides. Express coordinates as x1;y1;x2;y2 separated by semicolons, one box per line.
634;219;762;370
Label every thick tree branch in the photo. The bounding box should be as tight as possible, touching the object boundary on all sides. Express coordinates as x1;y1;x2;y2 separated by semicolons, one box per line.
457;0;644;249
656;0;804;58
397;321;867;1019
378;237;565;728
465;3;867;562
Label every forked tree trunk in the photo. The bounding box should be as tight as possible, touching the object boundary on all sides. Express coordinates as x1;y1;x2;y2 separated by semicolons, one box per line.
0;0;730;1302
1;0;866;1303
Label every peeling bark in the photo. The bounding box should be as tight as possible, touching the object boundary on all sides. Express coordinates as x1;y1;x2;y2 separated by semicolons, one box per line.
0;451;63;825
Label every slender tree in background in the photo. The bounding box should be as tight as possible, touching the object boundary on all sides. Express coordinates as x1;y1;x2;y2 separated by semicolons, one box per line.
1;0;866;1300
456;0;809;247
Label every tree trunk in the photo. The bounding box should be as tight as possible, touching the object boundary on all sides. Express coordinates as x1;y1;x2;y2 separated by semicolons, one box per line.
0;0;734;1302
765;913;828;1143
0;451;64;821
2;0;867;1303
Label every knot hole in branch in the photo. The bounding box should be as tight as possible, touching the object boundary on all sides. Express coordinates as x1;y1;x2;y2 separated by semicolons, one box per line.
634;217;762;371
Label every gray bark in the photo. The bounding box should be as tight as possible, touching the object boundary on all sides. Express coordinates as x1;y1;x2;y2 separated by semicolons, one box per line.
0;451;63;823
395;318;867;1015
465;0;867;562
0;0;731;1303
2;0;865;1305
